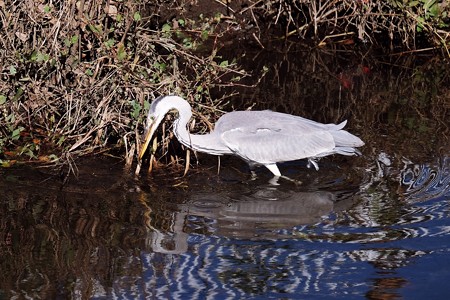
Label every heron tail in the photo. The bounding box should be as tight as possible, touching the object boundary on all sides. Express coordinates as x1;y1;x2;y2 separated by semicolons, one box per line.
333;146;362;156
331;129;365;148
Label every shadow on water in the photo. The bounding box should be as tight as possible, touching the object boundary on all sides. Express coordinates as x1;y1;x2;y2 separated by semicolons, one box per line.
1;46;450;299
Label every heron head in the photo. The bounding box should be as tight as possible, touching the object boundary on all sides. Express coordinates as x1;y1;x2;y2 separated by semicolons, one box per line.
138;95;190;161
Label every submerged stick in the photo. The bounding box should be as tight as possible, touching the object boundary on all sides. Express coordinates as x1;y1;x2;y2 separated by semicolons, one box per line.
134;161;141;176
183;149;190;177
148;136;158;173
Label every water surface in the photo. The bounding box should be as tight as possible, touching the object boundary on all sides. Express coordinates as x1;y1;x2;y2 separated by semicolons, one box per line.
1;49;449;299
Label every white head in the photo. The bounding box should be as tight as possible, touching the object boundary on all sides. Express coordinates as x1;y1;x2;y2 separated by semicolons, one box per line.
139;95;192;160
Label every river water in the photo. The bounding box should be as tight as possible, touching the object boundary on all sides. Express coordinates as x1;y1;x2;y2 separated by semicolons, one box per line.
1;48;449;299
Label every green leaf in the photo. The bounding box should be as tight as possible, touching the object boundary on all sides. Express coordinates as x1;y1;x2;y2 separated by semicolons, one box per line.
11;127;24;141
117;43;127;61
71;35;78;44
201;30;209;41
423;0;437;11
88;24;102;34
36;52;49;62
162;23;171;33
144;100;150;111
153;61;166;72
56;136;65;146
105;38;115;49
48;154;59;162
9;66;16;75
219;60;229;67
0;160;13;168
214;12;223;22
178;19;185;26
429;3;439;17
6;113;15;123
0;95;6;105
182;37;193;48
12;88;23;102
416;16;425;32
23;146;37;159
133;12;141;22
130;100;141;120
30;51;38;61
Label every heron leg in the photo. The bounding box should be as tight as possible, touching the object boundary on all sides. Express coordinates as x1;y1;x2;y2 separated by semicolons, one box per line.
307;158;319;171
268;176;280;185
260;164;302;185
268;175;302;186
282;175;302;185
264;163;281;177
247;162;258;180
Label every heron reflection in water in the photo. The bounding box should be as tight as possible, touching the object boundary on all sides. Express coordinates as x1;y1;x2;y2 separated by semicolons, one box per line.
138;95;364;179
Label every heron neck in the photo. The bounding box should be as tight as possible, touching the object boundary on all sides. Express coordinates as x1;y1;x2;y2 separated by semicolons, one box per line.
173;112;230;155
173;110;201;152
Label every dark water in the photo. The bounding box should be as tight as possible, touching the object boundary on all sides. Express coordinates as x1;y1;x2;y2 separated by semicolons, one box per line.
1;48;450;299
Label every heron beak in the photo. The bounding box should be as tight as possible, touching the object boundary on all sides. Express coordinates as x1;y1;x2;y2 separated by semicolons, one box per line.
138;118;157;161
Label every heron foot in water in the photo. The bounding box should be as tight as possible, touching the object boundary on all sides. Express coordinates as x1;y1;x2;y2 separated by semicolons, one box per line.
268;175;302;186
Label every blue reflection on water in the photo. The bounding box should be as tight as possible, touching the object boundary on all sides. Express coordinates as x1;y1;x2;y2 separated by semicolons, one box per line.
103;156;450;299
402;156;450;203
139;238;372;299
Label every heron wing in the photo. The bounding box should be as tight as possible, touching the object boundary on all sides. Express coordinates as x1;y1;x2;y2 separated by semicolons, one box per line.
217;111;337;164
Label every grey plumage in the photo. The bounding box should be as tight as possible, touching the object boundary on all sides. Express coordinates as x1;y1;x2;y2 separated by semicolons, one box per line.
139;95;364;177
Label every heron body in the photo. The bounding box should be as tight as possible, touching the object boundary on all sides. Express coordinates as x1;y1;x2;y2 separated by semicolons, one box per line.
139;95;364;177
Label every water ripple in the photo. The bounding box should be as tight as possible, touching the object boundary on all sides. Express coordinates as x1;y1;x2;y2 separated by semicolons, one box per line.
401;156;450;202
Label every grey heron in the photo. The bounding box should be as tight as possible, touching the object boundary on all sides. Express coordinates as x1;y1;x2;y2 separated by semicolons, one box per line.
138;95;364;177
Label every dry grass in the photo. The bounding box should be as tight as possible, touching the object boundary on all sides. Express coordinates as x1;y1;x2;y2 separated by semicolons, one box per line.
236;0;449;52
0;0;251;168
